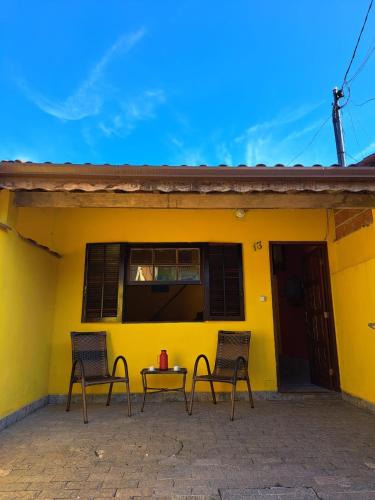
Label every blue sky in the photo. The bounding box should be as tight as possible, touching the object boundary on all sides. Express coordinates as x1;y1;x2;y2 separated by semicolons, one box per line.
1;0;374;166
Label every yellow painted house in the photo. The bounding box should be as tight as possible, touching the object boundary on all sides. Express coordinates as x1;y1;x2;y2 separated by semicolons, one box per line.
1;158;375;427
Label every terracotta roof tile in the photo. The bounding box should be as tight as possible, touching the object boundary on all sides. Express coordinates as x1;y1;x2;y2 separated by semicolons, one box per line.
2;160;369;169
357;153;375;167
1;159;375;194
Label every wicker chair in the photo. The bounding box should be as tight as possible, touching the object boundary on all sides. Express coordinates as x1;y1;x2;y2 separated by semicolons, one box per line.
188;330;254;420
66;331;131;423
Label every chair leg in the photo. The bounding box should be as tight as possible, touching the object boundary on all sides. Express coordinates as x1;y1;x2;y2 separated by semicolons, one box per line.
106;383;114;407
230;381;237;421
246;376;254;409
81;381;88;424
209;381;217;404
188;379;197;415
66;378;74;412
126;381;132;417
183;388;188;412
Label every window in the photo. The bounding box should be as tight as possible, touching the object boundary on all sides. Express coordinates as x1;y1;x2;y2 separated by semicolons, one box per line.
82;243;244;323
128;247;201;283
205;244;244;320
82;243;123;322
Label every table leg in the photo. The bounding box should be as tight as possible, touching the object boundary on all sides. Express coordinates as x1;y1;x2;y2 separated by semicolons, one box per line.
141;372;147;412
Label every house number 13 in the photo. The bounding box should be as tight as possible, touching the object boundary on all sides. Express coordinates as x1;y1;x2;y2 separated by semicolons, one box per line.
253;241;263;251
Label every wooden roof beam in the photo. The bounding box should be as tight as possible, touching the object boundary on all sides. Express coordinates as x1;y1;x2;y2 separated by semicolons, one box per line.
13;191;375;209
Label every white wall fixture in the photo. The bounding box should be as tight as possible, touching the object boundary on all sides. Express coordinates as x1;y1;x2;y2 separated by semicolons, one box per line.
235;209;246;219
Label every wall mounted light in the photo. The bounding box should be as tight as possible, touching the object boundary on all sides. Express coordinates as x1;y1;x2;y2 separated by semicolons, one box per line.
235;209;247;219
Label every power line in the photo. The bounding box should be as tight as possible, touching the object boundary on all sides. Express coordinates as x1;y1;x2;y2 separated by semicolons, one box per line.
287;115;331;166
346;151;359;163
348;103;372;141
341;112;349;161
340;85;351;108
341;108;366;163
346;38;375;85
345;106;361;151
341;0;374;89
333;0;373;165
354;96;375;106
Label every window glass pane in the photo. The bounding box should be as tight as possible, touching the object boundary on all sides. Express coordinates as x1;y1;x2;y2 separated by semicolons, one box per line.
155;266;177;281
178;248;200;265
178;265;200;281
155;249;176;265
129;265;153;281
130;249;153;265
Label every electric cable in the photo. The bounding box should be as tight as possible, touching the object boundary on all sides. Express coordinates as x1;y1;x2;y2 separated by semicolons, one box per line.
346;151;359;163
354;96;375;106
348;103;372;142
340;111;359;163
339;0;374;112
287;115;331;166
346;38;375;85
345;106;361;151
341;0;374;89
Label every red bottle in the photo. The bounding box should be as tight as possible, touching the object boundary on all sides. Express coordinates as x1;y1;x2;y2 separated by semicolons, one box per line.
158;350;168;370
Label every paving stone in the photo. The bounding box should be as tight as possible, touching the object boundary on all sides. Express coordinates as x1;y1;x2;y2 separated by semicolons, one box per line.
75;488;116;498
319;493;375;499
0;492;39;499
220;486;320;498
0;482;31;491
0;400;374;499
115;487;154;497
65;480;103;490
27;481;67;490
101;479;138;489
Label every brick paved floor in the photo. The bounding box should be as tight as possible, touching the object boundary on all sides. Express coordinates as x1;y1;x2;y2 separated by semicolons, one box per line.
1;398;375;499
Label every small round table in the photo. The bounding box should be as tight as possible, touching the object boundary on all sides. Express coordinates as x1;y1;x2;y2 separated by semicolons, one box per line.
140;367;188;412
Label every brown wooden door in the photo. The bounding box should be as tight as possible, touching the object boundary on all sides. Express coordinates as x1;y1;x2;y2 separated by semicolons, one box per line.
303;246;339;390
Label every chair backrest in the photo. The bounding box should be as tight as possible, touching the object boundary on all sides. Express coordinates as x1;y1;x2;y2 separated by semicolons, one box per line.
213;330;251;378
70;331;109;378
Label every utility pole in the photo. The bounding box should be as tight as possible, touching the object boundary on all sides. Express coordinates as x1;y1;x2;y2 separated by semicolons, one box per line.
332;87;346;166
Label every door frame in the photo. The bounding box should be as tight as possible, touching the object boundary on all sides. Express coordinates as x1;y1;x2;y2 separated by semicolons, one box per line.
269;241;341;392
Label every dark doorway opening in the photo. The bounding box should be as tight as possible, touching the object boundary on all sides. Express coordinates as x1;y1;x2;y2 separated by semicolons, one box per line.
270;243;340;393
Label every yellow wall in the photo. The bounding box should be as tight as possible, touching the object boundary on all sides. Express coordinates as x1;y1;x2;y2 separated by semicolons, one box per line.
329;214;375;404
0;190;11;225
16;207;330;396
0;192;58;418
2;187;374;417
8;202;375;407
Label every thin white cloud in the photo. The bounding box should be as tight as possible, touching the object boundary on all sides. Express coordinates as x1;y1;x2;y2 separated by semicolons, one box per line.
282;120;322;143
169;136;184;149
169;137;207;165
356;141;375;160
245;137;272;165
17;29;146;121
233;100;330;165
216;142;233;165
0;146;40;163
98;89;165;138
179;149;207;165
235;102;324;143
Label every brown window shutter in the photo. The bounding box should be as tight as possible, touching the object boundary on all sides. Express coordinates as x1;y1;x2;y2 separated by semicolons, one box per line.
205;244;244;320
82;243;123;322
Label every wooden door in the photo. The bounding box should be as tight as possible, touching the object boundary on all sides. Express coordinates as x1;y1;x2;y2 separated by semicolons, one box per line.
303;246;339;390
